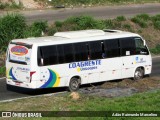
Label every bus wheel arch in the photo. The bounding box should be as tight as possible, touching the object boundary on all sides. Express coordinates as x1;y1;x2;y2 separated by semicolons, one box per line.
133;67;145;80
68;76;81;92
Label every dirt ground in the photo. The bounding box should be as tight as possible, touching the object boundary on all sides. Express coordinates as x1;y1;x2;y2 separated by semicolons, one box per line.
80;77;160;97
101;77;160;92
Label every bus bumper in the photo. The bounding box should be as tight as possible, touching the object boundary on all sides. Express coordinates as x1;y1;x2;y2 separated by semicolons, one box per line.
6;79;38;89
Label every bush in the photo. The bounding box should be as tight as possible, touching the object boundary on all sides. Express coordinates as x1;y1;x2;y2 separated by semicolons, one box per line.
63;15;105;30
136;14;150;21
104;19;114;29
47;27;57;36
32;21;48;32
131;17;147;28
151;14;160;30
150;44;160;54
153;21;160;30
55;21;63;28
0;1;22;10
0;66;5;76
0;2;9;9
131;14;151;28
116;16;126;22
9;1;23;9
24;21;48;37
123;24;132;31
151;14;160;22
0;14;26;51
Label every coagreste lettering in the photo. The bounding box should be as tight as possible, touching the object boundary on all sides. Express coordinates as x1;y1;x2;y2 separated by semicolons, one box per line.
69;60;101;68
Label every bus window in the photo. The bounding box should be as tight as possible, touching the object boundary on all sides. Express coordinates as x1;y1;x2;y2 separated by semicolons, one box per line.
120;37;136;56
104;39;120;58
57;45;65;64
39;45;58;66
63;44;75;63
134;37;149;55
89;41;102;60
86;43;91;60
101;42;106;58
37;47;42;66
74;42;88;62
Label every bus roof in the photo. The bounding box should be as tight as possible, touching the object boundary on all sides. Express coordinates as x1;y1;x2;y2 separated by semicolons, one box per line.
11;29;140;46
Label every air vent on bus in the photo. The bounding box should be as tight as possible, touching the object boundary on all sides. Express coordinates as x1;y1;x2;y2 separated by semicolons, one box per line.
103;29;122;33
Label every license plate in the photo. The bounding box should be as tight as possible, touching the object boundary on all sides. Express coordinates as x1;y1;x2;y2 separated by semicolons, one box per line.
15;82;21;86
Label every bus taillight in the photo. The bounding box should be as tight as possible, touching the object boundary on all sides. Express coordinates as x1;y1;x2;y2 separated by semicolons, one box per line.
30;71;36;82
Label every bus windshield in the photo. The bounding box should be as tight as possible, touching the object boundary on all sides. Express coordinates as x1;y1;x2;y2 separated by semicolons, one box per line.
8;42;32;65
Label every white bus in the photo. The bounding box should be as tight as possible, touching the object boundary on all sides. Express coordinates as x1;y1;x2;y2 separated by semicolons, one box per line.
6;29;152;91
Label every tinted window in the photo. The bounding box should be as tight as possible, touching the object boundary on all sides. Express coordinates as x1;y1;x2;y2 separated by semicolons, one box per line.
89;41;102;59
37;47;42;66
38;45;58;66
104;39;120;58
120;37;136;56
134;37;149;55
63;44;75;63
74;42;88;61
57;45;65;64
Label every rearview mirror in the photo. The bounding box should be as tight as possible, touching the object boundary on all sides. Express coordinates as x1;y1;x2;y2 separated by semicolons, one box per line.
143;40;146;46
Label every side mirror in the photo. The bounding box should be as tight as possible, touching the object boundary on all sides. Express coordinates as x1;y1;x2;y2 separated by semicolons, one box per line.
140;51;147;55
143;40;146;46
140;48;148;55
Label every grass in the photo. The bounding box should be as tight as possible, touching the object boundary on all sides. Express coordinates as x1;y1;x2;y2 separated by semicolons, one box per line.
0;90;160;119
0;66;5;77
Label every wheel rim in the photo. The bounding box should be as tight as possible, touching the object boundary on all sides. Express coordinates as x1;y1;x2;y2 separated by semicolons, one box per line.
135;69;143;80
71;80;79;90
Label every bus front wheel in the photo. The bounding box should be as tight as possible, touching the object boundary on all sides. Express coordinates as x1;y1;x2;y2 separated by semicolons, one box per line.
68;77;80;92
134;67;144;80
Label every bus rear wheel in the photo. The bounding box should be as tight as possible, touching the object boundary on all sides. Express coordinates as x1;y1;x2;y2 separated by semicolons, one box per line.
134;68;144;80
68;77;80;92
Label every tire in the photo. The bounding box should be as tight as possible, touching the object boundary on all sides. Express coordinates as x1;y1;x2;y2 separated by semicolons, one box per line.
133;68;144;80
68;77;80;92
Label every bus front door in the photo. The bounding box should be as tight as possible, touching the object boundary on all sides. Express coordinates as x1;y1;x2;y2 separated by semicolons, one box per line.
122;56;135;78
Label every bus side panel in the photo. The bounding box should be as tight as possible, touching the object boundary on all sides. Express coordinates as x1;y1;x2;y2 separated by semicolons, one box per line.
132;54;152;76
30;45;41;88
144;54;152;75
122;56;135;78
37;65;68;88
100;58;122;82
38;64;90;88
